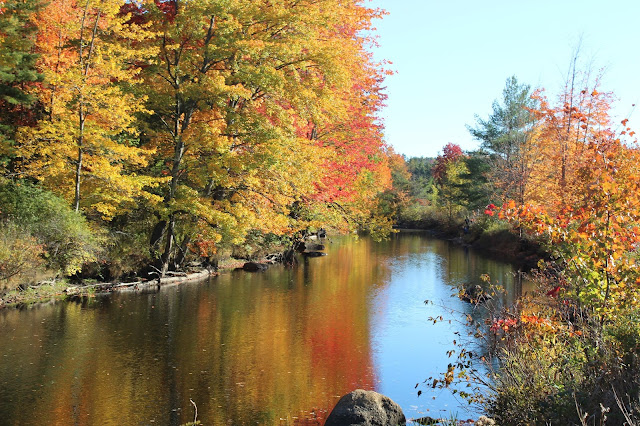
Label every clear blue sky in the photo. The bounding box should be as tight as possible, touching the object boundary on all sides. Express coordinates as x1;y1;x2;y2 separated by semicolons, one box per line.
368;0;640;158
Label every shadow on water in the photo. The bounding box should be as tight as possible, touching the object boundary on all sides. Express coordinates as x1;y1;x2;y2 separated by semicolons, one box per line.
0;231;528;424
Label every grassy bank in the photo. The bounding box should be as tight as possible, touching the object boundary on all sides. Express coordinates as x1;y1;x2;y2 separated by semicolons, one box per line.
0;280;72;309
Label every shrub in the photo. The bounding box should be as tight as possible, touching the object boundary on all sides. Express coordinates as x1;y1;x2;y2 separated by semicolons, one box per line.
428;266;640;425
487;327;591;424
397;202;454;229
0;223;44;289
483;286;640;425
0;180;98;276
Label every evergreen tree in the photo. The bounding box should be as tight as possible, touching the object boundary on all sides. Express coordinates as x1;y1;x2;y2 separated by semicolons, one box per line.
0;0;44;170
467;76;538;203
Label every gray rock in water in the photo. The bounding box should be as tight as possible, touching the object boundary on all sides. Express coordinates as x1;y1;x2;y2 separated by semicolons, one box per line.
242;262;268;272
325;389;406;426
306;243;325;251
302;251;327;257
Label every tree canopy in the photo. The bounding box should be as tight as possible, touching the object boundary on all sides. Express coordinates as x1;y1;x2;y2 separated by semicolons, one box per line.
0;0;395;279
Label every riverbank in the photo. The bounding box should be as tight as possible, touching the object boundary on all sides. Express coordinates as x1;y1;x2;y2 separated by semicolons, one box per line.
398;222;545;270
0;268;217;309
0;226;538;310
0;235;327;310
0;255;268;309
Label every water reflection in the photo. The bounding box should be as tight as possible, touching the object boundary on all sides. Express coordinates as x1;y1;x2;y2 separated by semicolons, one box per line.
0;232;528;424
368;232;531;420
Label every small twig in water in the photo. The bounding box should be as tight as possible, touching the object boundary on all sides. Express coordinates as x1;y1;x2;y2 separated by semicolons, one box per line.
190;398;198;424
148;264;162;284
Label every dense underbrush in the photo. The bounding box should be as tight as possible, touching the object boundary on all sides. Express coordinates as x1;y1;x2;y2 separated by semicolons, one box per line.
431;267;640;425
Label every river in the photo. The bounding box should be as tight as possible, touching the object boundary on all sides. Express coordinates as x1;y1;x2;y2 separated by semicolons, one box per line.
0;231;527;425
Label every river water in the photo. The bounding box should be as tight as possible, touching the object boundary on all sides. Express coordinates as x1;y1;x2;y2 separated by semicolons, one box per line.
0;232;527;425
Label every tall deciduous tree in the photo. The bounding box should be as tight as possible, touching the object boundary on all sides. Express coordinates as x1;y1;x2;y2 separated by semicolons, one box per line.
308;63;393;236
17;0;161;219
527;74;614;212
131;0;389;273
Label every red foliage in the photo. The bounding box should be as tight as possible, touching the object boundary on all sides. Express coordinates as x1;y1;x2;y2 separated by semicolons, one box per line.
484;203;497;216
546;286;561;297
311;81;389;204
490;317;518;333
432;142;463;183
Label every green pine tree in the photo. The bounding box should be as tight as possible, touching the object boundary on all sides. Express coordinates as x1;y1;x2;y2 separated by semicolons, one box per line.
0;0;44;170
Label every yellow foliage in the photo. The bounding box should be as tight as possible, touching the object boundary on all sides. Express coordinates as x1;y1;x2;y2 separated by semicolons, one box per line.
17;0;163;219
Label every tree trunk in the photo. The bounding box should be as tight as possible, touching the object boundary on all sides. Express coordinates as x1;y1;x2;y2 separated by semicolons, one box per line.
160;214;175;275
159;119;185;275
174;233;192;269
74;108;84;212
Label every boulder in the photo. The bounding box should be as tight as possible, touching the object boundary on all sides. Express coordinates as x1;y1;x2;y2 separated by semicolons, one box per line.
325;389;406;426
242;262;268;272
306;243;325;251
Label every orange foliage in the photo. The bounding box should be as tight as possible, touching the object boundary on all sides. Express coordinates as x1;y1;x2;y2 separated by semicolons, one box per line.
525;79;615;212
500;130;640;315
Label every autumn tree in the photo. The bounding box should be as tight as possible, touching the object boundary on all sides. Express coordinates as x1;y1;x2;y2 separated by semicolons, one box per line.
432;143;469;223
432;143;462;182
525;55;613;212
306;62;393;238
500;128;640;317
493;59;639;317
17;0;161;219
0;0;392;279
376;149;411;223
130;0;390;273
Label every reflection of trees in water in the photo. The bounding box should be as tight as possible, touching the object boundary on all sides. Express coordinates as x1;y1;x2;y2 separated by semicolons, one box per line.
0;236;395;425
434;238;527;306
0;233;526;425
412;232;531;386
